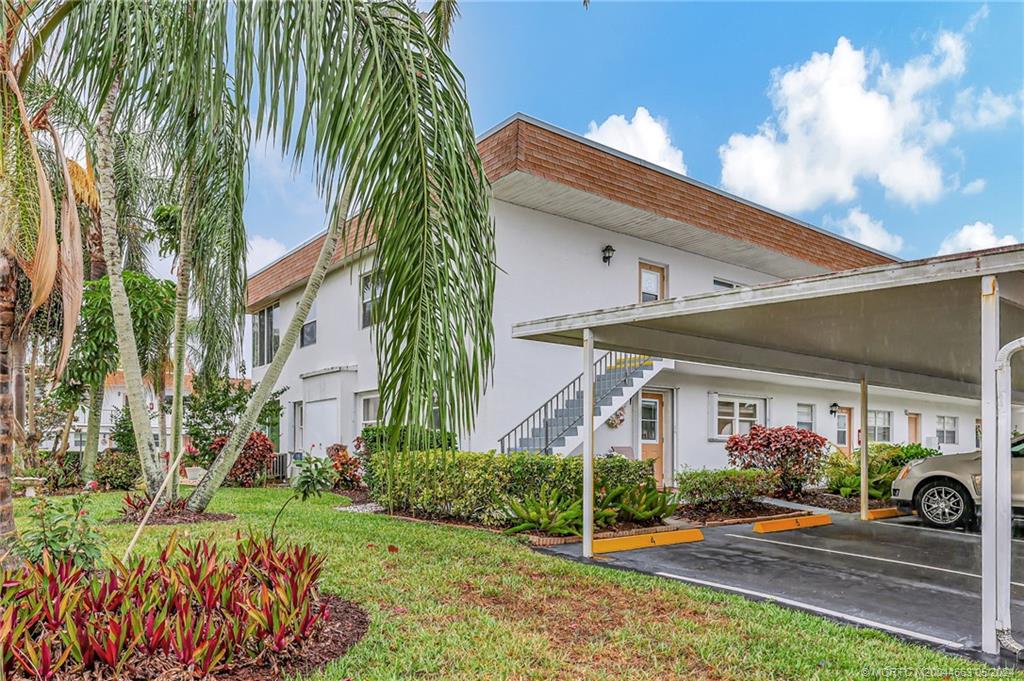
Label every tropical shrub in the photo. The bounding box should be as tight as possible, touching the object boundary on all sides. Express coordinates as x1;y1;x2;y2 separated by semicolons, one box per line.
367;449;653;525
725;425;828;497
184;376;285;467
94;448;142;490
120;492;190;521
355;424;457;457
329;443;363;490
502;486;583;536
675;468;778;513
616;479;681;523
44;449;82;490
15;495;105;568
272;457;339;540
110;407;139;456
209;431;276;487
823;443;942;500
0;533;330;679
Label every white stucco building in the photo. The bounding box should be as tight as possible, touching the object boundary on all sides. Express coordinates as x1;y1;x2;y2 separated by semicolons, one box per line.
245;114;1003;482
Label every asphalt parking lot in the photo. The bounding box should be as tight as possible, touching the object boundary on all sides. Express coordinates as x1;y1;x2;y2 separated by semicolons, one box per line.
542;514;1024;664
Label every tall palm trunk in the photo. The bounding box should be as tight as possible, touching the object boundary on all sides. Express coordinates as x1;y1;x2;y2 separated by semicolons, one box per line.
169;182;194;501
95;80;162;495
81;383;103;481
188;191;351;512
0;257;18;561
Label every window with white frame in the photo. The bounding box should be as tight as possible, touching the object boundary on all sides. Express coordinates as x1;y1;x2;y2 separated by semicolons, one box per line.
292;401;304;452
299;299;317;347
796;403;815;431
712;394;766;439
361;394;380;429
360;272;380;329
640;398;660;442
866;410;892;442
251;303;280;367
937;415;958;445
72;431;86;450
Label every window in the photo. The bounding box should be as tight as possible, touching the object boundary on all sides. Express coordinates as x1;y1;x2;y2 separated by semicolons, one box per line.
796;403;815;431
866;410;892;442
640;398;659;442
976;418;982;449
713;395;766;439
299;299;317;347
639;262;666;303
360;272;381;328
292;401;304;452
936;416;958;445
713;278;743;291
72;431;86;450
361;394;380;429
836;411;849;447
251;303;280;367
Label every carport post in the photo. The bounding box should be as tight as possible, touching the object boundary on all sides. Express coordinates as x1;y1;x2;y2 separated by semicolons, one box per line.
859;377;869;521
980;274;999;655
582;328;595;559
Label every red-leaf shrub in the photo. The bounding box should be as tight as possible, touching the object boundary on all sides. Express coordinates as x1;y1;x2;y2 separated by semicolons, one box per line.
209;432;276;487
0;533;328;679
724;425;828;498
328;443;363;490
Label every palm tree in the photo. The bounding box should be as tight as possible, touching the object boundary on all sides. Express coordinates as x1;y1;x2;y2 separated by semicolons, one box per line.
56;0;495;513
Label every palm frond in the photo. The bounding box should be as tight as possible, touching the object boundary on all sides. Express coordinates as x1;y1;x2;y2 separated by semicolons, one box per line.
425;0;459;49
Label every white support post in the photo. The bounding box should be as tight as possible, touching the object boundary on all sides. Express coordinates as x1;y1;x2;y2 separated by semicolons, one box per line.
995;337;1023;644
859;377;869;521
980;274;999;655
582;328;595;559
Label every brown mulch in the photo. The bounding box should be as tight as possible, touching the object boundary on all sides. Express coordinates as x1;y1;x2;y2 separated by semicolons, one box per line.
337;487;371;505
110;510;236;526
783;489;891;513
676;500;798;524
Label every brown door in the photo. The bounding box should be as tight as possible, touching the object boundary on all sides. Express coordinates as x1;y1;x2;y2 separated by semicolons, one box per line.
836;407;853;455
640;391;665;485
907;413;921;444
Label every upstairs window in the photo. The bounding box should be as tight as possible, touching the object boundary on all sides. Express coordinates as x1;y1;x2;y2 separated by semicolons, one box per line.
866;410;892;442
360;272;380;328
251;303;280;368
936;415;958;445
639;262;666;303
299;299;317;347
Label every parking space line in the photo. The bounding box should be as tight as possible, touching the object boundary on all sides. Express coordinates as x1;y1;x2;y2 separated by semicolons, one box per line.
654;571;965;649
877;520;1024;545
724;533;1024;588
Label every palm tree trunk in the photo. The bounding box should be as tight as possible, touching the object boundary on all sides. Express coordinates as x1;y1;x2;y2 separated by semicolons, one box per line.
95;79;162;495
81;382;103;481
0;256;18;562
55;409;74;461
188;191;352;512
169;182;194;502
11;336;25;468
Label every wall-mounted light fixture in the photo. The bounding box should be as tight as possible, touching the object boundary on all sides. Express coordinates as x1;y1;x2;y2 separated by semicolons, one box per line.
601;244;616;265
829;402;840;417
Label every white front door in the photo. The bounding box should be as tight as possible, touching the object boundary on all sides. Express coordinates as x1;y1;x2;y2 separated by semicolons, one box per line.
303;398;340;458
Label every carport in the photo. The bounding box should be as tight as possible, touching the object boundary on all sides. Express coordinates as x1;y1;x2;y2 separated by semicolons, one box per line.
512;245;1024;656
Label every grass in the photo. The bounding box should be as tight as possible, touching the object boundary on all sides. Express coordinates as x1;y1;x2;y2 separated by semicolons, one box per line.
15;488;1019;680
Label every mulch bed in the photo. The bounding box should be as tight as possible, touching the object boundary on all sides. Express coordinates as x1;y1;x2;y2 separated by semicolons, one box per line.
337;487;371;505
676;500;805;526
111;510;236;526
783;489;891;513
106;595;369;680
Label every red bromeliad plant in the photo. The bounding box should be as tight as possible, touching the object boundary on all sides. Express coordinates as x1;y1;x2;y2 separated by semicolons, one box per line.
209;432;276;488
724;425;828;498
0;533;330;679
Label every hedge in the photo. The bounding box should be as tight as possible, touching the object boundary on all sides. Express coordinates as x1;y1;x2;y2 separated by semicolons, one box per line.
675;468;777;513
367;450;654;525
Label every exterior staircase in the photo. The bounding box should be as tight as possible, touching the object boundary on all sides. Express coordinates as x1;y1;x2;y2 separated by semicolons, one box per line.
498;352;668;455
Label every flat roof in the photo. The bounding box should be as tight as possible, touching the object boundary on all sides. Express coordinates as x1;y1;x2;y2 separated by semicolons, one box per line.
513;245;1024;399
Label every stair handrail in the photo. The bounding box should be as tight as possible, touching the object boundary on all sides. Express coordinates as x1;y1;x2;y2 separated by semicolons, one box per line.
498;351;653;454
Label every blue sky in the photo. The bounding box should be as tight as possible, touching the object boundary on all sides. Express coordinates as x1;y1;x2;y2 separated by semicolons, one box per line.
241;1;1023;271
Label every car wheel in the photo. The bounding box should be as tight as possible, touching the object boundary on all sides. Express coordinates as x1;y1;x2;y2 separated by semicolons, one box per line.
915;479;974;529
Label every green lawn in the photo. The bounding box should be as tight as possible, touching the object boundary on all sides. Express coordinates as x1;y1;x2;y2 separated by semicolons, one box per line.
16;488;1018;680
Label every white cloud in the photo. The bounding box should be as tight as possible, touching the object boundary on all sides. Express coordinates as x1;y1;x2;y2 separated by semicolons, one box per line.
961;178;986;195
824;207;904;254
937;221;1018;255
953;87;1020;129
585;107;687;175
719;20;981;213
247;235;288;272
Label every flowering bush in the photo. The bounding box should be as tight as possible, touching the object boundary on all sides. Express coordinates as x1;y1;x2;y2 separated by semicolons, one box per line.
0;533;329;679
209;432;276;487
94;448;142;490
724;425;828;497
329;443;363;490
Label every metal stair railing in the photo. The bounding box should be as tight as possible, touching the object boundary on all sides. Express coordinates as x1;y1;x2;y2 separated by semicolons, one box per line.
498;352;654;454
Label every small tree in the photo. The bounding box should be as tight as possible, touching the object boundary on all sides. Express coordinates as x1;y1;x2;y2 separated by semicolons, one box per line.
184;377;284;466
724;425;828;498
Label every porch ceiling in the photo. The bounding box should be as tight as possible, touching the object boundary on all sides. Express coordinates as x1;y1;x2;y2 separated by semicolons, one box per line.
512;245;1024;400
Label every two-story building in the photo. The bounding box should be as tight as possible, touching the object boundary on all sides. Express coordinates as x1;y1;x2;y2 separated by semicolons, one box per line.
245;114;1001;481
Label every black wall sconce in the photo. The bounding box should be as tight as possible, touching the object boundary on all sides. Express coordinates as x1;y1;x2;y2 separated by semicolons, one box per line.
601;244;616;265
829;402;839;417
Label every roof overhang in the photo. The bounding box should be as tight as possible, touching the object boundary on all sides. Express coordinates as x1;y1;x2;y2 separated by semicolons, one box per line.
513;245;1024;400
